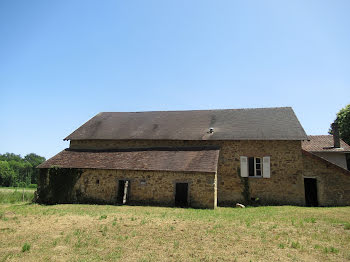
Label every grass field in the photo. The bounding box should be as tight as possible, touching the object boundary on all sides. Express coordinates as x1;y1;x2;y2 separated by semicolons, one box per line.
0;187;35;204
1;190;350;261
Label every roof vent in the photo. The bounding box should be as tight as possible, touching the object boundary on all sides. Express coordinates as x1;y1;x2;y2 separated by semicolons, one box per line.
209;127;214;134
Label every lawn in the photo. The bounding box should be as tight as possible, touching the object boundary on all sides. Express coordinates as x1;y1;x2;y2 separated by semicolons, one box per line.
1;190;350;261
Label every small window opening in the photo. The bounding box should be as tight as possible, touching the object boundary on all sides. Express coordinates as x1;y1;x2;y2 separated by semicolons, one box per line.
96;179;99;185
248;157;262;177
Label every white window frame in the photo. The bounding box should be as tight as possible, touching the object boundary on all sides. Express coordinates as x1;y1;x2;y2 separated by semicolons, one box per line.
254;157;262;177
249;157;263;177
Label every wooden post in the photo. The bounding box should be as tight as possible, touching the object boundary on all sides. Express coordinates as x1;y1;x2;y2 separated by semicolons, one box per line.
123;181;129;204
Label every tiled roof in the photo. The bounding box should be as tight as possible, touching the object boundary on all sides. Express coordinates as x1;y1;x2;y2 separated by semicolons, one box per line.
64;107;307;141
302;135;350;152
37;147;220;173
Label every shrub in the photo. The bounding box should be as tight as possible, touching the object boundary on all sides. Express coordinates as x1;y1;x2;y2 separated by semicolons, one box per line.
22;243;30;252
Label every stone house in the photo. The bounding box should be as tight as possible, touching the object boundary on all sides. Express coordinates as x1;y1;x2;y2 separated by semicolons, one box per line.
37;107;350;208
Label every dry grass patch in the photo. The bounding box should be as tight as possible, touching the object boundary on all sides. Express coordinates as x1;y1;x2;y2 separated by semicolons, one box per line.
1;204;350;261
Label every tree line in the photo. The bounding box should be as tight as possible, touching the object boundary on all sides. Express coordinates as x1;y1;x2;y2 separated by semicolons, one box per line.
0;153;46;187
330;104;350;145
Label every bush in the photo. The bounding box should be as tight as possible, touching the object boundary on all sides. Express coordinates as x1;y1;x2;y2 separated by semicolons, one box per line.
28;184;37;189
22;243;31;252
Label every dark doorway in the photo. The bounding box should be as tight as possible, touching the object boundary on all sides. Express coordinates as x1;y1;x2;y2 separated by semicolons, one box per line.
117;180;130;204
175;183;188;207
304;178;318;207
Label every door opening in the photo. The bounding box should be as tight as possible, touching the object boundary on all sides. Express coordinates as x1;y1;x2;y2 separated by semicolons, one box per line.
304;178;318;207
117;180;130;204
175;183;188;207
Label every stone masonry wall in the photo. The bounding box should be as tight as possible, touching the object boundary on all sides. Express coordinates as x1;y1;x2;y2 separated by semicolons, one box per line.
74;169;217;209
70;139;305;206
303;152;350;206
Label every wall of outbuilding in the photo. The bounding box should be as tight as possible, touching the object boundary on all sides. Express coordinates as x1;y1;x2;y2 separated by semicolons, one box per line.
74;169;217;209
70;139;305;206
312;152;348;170
302;151;350;206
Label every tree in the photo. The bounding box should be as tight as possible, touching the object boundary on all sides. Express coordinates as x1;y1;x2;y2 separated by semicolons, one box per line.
0;161;17;186
24;153;46;184
329;104;350;145
0;152;46;187
0;153;22;162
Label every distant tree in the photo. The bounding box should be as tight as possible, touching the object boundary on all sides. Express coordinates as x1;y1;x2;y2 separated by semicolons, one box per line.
0;153;22;162
0;161;17;186
0;152;46;187
24;153;46;184
329;104;350;145
24;153;46;167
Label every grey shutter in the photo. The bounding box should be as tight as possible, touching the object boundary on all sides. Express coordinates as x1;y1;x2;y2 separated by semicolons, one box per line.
240;156;248;177
263;156;270;178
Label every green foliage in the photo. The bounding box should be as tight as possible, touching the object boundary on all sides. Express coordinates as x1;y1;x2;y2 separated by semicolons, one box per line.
22;242;31;252
237;167;251;204
291;241;301;249
329;104;350;145
0;161;17;187
37;167;82;204
0;153;45;187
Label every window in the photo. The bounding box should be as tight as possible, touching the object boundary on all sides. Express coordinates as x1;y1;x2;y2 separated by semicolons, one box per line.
240;156;270;178
248;157;262;177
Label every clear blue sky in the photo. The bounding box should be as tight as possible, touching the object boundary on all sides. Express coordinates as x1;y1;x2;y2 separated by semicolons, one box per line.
1;0;349;159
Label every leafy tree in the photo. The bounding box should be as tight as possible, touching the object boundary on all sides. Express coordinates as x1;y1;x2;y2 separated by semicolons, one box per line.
0;161;17;186
24;153;46;167
0;152;46;187
24;153;46;184
329;104;350;145
0;153;22;162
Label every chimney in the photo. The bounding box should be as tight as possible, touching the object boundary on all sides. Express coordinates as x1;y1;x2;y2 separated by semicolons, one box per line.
332;122;340;148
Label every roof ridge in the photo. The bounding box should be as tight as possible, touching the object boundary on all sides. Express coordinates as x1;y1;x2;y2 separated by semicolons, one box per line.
66;146;221;153
99;107;293;114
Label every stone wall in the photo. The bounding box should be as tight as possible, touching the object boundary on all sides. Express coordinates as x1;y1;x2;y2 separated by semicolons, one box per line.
302;151;350;206
73;169;217;209
312;152;348;170
70;139;305;206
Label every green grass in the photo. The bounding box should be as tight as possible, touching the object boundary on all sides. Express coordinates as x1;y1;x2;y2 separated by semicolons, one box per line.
1;192;350;261
0;188;35;203
1;203;350;261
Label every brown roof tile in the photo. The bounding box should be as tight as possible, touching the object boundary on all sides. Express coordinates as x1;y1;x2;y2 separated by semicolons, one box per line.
302;135;350;152
37;147;220;173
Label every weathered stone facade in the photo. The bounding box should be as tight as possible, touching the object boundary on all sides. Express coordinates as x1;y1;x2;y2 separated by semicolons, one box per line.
302;151;350;206
37;168;216;209
70;139;305;206
38;139;350;208
73;169;217;209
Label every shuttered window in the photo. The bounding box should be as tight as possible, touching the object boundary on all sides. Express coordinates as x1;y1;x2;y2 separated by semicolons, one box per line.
262;156;270;178
241;156;271;178
240;156;248;177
